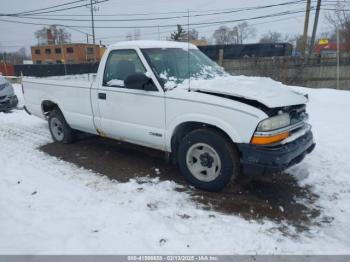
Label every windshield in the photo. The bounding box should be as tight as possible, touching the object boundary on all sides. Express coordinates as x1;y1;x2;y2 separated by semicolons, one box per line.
141;48;228;89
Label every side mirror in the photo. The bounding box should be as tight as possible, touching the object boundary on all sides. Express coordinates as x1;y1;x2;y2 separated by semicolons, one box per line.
124;73;156;91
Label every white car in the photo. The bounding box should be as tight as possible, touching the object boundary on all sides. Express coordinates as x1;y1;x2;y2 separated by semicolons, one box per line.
0;75;18;112
23;40;315;191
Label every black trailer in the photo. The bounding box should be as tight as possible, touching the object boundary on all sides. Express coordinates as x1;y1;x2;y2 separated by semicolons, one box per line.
198;43;293;60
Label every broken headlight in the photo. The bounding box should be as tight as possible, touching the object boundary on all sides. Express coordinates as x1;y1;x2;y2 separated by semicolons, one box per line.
257;113;290;132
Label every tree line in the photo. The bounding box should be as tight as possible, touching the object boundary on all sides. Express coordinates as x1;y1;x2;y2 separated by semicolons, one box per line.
165;3;350;54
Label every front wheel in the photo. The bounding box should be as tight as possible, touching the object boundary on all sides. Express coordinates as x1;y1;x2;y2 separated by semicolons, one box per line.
177;129;240;192
48;109;76;143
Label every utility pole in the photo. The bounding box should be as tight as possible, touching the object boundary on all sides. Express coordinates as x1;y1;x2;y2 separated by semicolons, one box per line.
90;0;96;45
61;42;67;75
302;0;311;58
336;0;340;90
308;0;322;62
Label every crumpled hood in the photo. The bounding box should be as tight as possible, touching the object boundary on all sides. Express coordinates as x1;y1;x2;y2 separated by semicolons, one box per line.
180;75;307;108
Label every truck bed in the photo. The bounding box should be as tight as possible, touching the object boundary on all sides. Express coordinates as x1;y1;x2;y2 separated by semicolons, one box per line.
23;75;97;135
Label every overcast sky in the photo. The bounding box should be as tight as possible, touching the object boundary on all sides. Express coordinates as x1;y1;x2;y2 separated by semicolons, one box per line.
0;0;335;53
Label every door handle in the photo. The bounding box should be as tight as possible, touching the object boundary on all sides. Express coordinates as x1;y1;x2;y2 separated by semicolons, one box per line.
98;93;106;100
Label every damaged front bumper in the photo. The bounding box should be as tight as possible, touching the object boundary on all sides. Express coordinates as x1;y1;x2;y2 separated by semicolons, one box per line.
237;131;316;175
0;95;19;112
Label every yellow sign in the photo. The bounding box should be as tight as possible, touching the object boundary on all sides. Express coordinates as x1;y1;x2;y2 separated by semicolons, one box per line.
319;39;329;45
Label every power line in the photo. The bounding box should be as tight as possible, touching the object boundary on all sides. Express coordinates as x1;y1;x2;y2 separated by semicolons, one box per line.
2;0;109;17
13;3;344;23
0;8;315;30
98;13;306;45
0;7;310;46
11;14;189;22
10;0;307;22
9;0;87;16
10;0;348;17
91;9;314;28
2;0;345;48
3;0;342;28
90;1;315;41
13;5;304;22
0;18;92;36
96;12;309;42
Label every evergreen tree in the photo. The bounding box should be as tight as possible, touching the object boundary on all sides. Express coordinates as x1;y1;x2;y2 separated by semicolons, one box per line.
170;25;187;41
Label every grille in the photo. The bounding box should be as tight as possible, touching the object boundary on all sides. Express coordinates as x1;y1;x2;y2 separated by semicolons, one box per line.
288;105;307;125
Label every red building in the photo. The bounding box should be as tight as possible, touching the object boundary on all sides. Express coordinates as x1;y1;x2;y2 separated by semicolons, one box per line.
314;41;350;57
0;63;15;76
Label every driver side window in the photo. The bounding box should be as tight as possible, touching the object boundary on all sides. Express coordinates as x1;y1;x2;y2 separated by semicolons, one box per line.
103;49;146;87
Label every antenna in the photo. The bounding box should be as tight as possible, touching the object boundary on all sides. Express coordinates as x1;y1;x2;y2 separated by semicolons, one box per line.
187;8;191;92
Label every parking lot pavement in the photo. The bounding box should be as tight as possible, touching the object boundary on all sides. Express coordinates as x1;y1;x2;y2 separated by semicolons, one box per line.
40;135;321;234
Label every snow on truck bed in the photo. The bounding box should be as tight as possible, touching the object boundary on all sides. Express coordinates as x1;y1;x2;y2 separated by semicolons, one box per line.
23;74;95;88
1;83;350;254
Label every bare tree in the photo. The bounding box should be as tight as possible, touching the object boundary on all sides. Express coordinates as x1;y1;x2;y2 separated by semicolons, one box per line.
213;26;231;45
259;31;283;43
282;34;312;54
213;23;255;45
0;48;30;64
133;29;141;40
324;0;350;46
34;25;71;45
325;1;350;30
342;21;350;49
124;29;141;41
125;32;133;41
34;28;48;45
17;47;27;58
292;35;306;53
230;22;256;44
55;27;71;44
188;29;199;41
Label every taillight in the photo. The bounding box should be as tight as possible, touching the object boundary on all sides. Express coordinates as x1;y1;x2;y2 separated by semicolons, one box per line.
21;83;24;94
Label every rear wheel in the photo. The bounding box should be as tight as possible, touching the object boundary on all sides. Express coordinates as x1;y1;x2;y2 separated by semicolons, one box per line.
48;109;76;143
177;129;240;192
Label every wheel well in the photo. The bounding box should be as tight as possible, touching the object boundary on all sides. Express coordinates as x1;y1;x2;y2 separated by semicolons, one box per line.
41;100;59;117
170;122;235;163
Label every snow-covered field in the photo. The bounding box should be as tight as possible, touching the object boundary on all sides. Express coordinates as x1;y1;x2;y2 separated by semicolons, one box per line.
0;84;350;254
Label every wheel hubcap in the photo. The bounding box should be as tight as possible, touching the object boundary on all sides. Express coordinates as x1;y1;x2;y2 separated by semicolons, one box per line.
186;143;221;182
199;152;214;168
51;118;64;141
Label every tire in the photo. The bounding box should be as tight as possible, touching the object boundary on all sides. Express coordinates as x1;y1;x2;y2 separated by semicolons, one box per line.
177;128;240;192
48;108;76;144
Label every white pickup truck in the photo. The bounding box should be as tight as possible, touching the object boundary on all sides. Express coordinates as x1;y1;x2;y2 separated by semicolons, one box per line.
23;40;315;191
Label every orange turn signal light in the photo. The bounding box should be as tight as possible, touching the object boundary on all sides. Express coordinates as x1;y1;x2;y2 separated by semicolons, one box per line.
251;132;289;145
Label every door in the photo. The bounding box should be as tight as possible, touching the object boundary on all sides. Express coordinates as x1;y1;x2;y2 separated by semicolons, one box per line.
96;49;166;150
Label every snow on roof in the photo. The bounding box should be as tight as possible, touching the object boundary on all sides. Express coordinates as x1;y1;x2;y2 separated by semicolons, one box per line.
109;40;198;50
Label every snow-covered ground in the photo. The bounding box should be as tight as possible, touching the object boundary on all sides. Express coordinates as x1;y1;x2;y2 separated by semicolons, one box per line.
0;84;350;254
